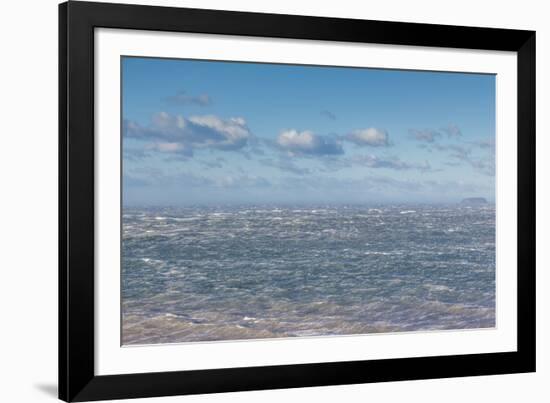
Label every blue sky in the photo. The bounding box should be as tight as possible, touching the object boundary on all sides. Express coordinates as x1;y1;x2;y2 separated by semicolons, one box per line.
122;57;495;206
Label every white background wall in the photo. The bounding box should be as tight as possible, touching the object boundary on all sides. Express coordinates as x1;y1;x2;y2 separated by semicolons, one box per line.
0;0;547;402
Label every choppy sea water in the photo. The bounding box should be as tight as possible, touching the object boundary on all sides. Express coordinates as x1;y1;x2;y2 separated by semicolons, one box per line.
122;205;495;345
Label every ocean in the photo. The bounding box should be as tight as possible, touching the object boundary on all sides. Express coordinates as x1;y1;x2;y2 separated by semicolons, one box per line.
122;204;495;345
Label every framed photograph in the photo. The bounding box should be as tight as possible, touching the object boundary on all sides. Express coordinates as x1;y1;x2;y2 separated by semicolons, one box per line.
59;1;536;401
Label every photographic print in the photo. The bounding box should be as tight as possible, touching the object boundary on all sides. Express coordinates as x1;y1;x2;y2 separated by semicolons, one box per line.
121;57;496;346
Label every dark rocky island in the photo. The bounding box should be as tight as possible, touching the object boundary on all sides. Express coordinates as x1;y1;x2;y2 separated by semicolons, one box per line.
460;197;488;206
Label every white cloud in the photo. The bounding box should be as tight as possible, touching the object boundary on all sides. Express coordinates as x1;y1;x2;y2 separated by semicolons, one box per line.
320;110;337;120
188;115;250;148
277;130;314;148
276;129;343;156
124;112;252;154
441;123;462;138
149;142;186;152
164;91;212;106
322;154;431;172
410;124;462;142
260;157;310;175
346;128;390;147
409;128;441;143
353;154;431;171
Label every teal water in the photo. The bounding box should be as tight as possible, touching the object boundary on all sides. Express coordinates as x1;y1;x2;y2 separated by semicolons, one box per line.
122;205;495;345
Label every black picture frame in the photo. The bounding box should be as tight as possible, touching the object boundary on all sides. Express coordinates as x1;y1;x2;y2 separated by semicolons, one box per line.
59;1;536;401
